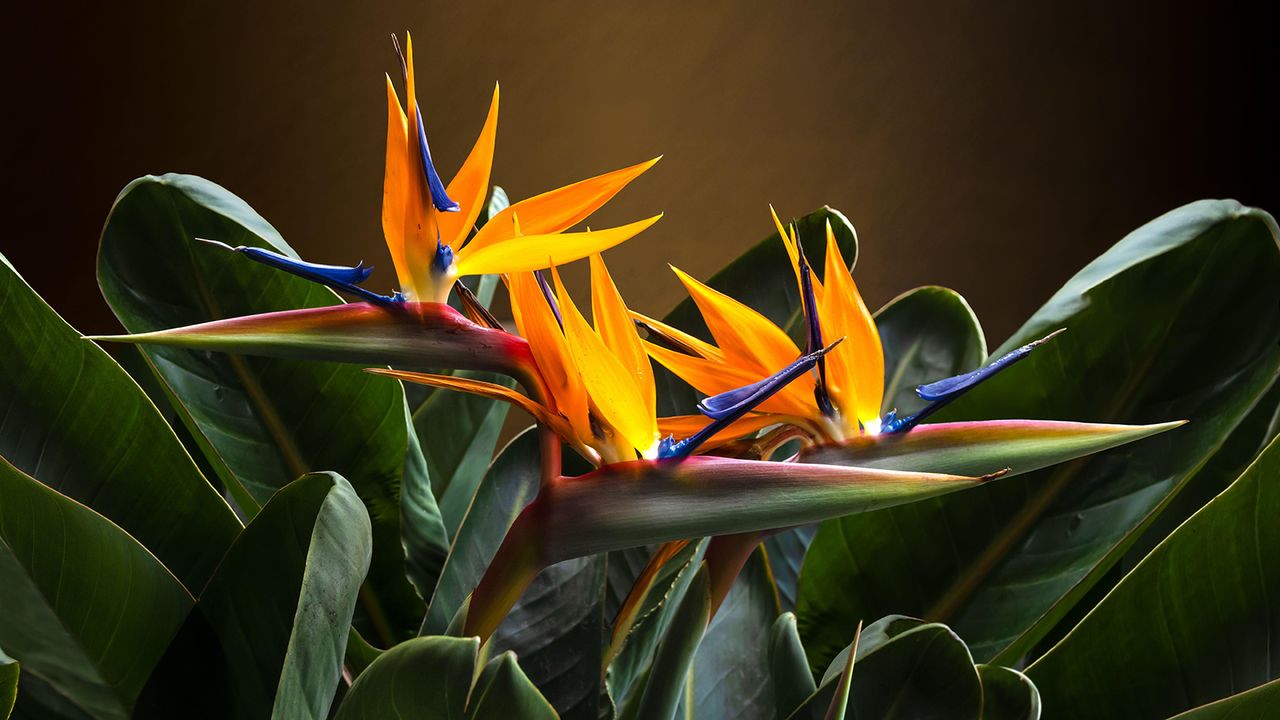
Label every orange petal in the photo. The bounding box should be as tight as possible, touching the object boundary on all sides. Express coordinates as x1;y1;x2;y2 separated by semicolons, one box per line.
643;341;814;419
509;271;590;439
437;84;500;249
367;368;575;440
669;265;802;377
771;205;824;305
590;255;656;423
465;157;661;255
457;215;661;277
819;219;884;428
630;310;726;363
657;413;781;450
552;267;658;456
381;74;434;296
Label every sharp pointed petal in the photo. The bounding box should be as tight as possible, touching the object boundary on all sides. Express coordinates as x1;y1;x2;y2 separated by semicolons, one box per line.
916;329;1065;402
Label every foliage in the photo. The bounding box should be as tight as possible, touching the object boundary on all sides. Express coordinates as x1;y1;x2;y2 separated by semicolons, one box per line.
0;169;1276;720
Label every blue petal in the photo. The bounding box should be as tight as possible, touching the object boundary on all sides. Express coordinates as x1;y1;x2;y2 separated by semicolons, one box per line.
795;240;836;417
414;106;460;213
431;238;455;275
197;239;401;306
883;329;1064;434
660;340;842;460
916;329;1064;402
698;340;840;420
534;270;563;328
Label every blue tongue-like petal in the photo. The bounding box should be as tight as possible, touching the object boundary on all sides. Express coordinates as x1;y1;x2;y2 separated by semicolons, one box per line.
796;240;836;417
916;329;1064;402
198;239;400;305
884;329;1064;433
698;340;841;420
414;108;460;213
659;339;844;461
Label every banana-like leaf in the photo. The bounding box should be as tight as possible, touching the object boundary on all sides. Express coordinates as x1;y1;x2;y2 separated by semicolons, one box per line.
976;665;1041;720
619;565;712;720
423;429;543;636
0;650;15;720
136;472;371;720
798;200;1280;668
769;614;817;720
0;457;192;720
0;253;239;593
96;174;443;643
787;616;984;720
95;302;537;384
333;636;555;720
876;285;987;416
800;419;1184;478
1165;679;1280;719
683;547;782;720
492;556;607;720
1026;436;1280;719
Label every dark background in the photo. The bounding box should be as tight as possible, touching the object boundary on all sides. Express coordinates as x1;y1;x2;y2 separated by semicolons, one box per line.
2;1;1275;345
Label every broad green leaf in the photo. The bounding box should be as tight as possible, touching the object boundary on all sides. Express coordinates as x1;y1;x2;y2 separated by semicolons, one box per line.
622;564;711;720
136;472;371;720
606;541;706;715
875;285;987;416
0;651;14;720
655;207;857;416
976;665;1040;720
798;200;1280;668
492;555;607;720
0;457;192;720
683;547;781;720
96;173;443;643
467;652;559;720
769;614;816;720
417;369;515;537
334;637;479;720
0;252;239;592
789;617;982;720
423;428;542;635
335;634;557;720
1026;436;1280;719
762;526;816;613
1166;679;1280;719
401;402;450;603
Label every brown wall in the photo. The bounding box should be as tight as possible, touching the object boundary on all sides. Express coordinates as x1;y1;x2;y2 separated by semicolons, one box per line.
2;1;1275;344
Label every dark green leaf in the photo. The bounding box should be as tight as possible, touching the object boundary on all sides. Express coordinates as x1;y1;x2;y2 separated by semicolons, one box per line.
96;173;442;642
137;472;371;720
684;547;781;720
790;617;982;720
769;614;816;720
401;402;450;603
422;428;542;635
763;525;817;614
622;564;711;720
1027;436;1280;719
875;285;986;416
416;369;515;537
467;652;559;720
976;665;1040;720
334;636;479;720
0;252;239;592
0;457;192;720
798;200;1280;668
492;556;607;720
0;651;14;720
1165;679;1280;719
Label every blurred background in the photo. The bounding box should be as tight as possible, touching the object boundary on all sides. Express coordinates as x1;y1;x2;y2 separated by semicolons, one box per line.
2;1;1275;344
